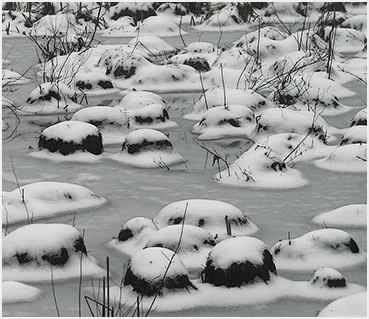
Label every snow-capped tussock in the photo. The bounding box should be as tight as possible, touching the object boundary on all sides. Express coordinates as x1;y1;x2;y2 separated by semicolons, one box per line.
124;247;197;296
317;292;367;317
128;36;175;55
184;87;275;121
312;204;367;228
192;105;257;140
309;268;346;288
321;27;366;54
71;107;131;145
2;69;31;85
139;15;187;37
271;229;367;271
37;121;103;156
128;104;178;129
314;144;367;172
211;47;255;70
118;90;166;109
216;146;308;189
350;108;367;127
153;199;258;240
187;42;217;54
106;52;151;79
74;72;114;92
19;82;82;115
2;181;106;225
109;129;185;168
340;126;367;145
341;15;367;33
108;2;156;24
234;26;288;47
2;281;41;304
201;236;277;287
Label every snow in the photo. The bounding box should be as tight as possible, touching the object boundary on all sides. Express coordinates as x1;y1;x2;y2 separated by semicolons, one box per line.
109;129;186;168
207;236;268;269
350;108;367;126
312;204;367;228
154;199;259;240
29;149;104;163
2;69;31;85
341;15;367;34
71;107;131;145
192;105;257;140
215;146;308;189
73;72;119;96
340;126;367;145
233;26;288;47
314;144;367;172
308;268;346;288
322;27;366;54
2;181;107;224
118;90;166;109
128;247;189;281
2;223;104;282
127;36;175;56
211;47;256;70
271;229;367;272
317;292;367;317
2;281;41;304
139;15;188;37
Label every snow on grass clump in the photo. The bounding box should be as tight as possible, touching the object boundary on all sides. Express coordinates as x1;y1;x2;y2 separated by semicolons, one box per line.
2;281;41;304
341;14;367;34
99;16;136;37
233;26;288;47
184;87;275;121
123;247;197;296
109;129;185;168
2;181;106;225
201;236;277;287
215;146;308;189
340;126;367;145
271;229;367;272
317;292;367;317
2;223;104;282
211;47;256;70
255;108;343;143
71;107;131;145
312;204;367;228
2;9;32;36
2;69;31;85
350;108;367;127
314;144;367;172
144;225;216;272
254;133;335;163
118;90;166;109
127;36;175;56
192;105;257;140
107;2;156;26
139;15;187;37
154;199;258;240
18;82;82;115
109;217;158;256
73;72;118;96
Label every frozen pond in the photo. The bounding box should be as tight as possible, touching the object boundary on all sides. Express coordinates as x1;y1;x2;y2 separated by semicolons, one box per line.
2;16;367;317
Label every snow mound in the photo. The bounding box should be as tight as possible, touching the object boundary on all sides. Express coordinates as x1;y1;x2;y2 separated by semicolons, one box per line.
321;27;366;54
215;146;308;189
233;26;288;47
341;15;367;34
317;292;367;317
192;105;257;140
309;268;347;289
2;69;31;85
18;82;82;115
350;108;367;127
2;281;41;304
109;129;186;168
314;144;367;172
201;236;276;287
124;247;197;296
312;204;367;228
118;90;166;109
71;107;131;145
73;72;118;96
2;223;104;282
109;217;158;256
128;36;175;56
211;47;256;70
144;225;216;272
271;228;367;271
139;15;187;37
154;199;258;240
340;126;367;145
2;181;106;225
184;87;275;121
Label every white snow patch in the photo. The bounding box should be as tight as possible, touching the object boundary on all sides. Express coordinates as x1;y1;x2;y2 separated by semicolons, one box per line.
2;281;41;304
317;292;367;317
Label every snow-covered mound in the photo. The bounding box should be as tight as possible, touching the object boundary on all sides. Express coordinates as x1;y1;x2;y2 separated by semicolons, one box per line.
18;82;82;115
109;217;158;256
341;15;367;34
144;225;216;272
2;9;33;36
337;58;367;82
254;133;335;163
71;107;131;145
123;247;197;296
309;268;347;289
2;69;31;85
154;199;258;240
211;47;256;70
2;223;104;282
314;144;367;172
73;72;118;96
350;108;367;127
109;129;185;168
201;236;277;287
233;26;288;47
2;181;106;225
99;16;136;37
271;229;367;272
255;108;343;143
215;146;308;189
107;2;156;25
317;292;367;317
192;105;257;140
184;87;275;121
127;104;178;130
128;36;175;56
2;281;41;304
139;15;187;37
118;90;166;109
340;126;367;145
312;204;367;228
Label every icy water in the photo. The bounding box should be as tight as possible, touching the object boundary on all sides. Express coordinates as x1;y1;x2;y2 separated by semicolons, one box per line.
2;26;367;317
